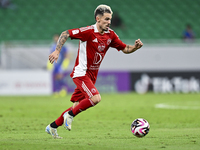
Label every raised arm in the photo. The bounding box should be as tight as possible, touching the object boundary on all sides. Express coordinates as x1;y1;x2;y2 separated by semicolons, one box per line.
122;39;143;54
49;30;70;64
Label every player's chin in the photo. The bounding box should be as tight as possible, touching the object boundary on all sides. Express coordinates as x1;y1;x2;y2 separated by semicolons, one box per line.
103;27;109;31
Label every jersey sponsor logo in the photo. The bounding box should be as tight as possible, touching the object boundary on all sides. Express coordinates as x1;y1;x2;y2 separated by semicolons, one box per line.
72;29;79;35
93;52;102;64
90;52;104;70
107;38;111;45
92;38;98;43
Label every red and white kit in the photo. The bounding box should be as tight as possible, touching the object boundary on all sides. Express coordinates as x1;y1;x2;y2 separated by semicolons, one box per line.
68;24;126;101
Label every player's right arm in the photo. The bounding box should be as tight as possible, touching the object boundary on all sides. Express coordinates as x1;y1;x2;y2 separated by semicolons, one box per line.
49;30;70;64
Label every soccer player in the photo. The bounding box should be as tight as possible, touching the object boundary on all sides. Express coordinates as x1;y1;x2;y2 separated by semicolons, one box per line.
46;4;143;139
47;34;70;97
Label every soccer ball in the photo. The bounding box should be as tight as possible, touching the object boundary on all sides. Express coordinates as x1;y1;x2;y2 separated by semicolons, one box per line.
131;118;150;138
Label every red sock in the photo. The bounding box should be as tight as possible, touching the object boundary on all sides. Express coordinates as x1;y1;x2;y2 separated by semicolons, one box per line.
55;107;72;126
72;98;95;116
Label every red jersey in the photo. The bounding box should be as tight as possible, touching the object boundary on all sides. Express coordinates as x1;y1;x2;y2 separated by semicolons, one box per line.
68;24;126;81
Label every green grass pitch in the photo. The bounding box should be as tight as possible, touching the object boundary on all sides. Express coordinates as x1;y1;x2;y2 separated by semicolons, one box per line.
0;93;200;150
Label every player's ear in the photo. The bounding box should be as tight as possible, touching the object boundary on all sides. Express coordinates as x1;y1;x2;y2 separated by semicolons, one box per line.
96;15;101;23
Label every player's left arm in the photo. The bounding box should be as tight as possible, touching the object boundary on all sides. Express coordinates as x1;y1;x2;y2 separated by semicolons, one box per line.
122;39;143;54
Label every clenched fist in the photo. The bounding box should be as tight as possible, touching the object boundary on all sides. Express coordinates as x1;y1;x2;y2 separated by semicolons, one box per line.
134;39;143;49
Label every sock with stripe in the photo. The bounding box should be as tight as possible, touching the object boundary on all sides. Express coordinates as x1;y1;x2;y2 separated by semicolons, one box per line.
54;106;73;126
71;98;95;116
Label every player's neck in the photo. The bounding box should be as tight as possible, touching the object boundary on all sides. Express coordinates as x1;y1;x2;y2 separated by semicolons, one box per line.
96;24;105;35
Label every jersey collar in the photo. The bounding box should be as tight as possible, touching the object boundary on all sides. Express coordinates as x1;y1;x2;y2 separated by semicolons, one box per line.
93;23;110;33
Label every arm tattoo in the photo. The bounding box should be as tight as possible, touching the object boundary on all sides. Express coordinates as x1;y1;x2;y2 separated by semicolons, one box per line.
127;45;130;53
56;30;69;52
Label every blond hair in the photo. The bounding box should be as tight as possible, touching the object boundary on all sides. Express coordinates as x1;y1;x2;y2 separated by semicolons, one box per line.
94;4;113;21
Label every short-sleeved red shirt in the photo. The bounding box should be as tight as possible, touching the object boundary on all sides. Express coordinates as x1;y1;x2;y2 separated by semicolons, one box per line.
68;24;126;81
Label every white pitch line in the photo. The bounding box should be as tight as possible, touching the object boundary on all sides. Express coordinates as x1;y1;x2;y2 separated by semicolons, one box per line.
155;103;200;110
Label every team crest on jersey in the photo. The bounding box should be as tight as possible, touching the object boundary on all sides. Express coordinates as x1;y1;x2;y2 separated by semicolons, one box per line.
98;42;105;52
107;38;111;45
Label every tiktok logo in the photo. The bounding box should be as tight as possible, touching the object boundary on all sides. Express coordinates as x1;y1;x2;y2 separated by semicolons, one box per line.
135;74;150;94
135;73;200;93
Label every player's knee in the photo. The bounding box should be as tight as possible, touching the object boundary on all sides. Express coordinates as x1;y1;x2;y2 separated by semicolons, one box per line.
91;94;101;104
73;102;79;108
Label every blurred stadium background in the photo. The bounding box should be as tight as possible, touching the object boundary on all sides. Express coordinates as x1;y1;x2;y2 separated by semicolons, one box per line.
0;0;200;95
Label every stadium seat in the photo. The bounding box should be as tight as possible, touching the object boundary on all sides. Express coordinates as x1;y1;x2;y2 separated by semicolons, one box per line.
0;0;199;41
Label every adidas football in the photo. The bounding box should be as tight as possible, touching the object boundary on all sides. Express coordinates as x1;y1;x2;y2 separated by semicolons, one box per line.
131;118;150;138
